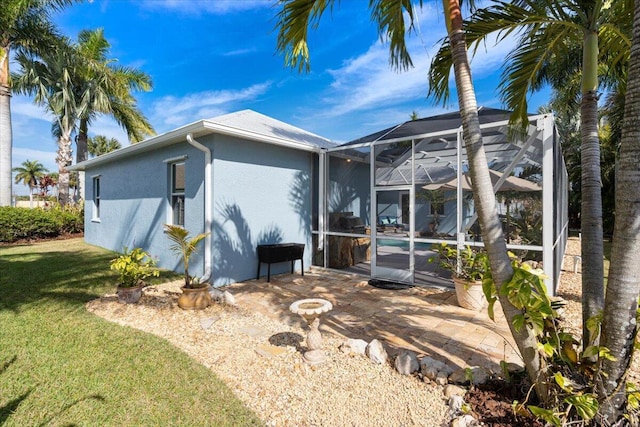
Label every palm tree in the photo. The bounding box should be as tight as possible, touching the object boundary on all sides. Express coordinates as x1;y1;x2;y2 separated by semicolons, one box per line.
88;135;121;157
12;36;87;205
275;0;546;400
598;0;640;420
12;159;47;208
431;0;632;351
73;28;154;165
0;0;76;206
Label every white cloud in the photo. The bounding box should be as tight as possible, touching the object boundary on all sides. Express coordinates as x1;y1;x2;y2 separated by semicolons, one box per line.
150;82;272;129
223;47;257;57
139;0;272;15
307;5;519;121
11;96;54;122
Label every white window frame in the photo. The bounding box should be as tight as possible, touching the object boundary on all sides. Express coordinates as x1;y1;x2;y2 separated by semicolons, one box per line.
170;162;185;226
91;175;101;222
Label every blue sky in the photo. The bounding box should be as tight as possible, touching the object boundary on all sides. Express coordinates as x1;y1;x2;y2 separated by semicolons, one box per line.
11;0;550;195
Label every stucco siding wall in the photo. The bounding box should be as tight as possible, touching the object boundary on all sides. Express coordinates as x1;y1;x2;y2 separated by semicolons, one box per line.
327;157;370;225
84;143;206;275
211;135;313;286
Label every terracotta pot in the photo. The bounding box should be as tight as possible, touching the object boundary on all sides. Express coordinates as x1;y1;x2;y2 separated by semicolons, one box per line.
117;283;144;304
452;276;485;311
177;285;211;310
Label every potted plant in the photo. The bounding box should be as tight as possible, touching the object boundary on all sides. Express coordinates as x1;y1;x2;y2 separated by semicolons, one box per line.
110;247;159;304
429;243;487;310
164;224;212;310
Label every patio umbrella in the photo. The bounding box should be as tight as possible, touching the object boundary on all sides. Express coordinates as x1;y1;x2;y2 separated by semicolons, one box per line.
421;170;541;192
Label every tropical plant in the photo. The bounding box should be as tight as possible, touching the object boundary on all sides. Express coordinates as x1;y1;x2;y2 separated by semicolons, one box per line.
88;135;121;157
0;0;76;206
275;0;546;401
432;0;632;353
12;35;86;206
164;224;209;289
429;243;486;282
12;159;48;207
110;247;159;288
72;28;154;165
598;0;640;420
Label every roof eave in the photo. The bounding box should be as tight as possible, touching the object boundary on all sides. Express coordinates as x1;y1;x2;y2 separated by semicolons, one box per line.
70;118;325;171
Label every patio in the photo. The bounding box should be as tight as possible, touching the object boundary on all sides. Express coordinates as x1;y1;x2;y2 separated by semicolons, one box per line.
227;267;521;373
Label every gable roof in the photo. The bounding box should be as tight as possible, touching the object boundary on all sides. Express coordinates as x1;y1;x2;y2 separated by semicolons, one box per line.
70;109;335;171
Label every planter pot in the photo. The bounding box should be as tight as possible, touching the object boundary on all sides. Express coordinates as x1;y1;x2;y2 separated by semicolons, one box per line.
177;285;212;310
117;283;144;304
453;276;485;311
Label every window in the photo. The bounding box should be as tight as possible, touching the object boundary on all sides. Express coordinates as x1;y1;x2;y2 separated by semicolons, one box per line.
171;162;185;226
92;176;101;221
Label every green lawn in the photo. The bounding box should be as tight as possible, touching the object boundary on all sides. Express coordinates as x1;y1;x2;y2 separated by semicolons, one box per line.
0;238;262;426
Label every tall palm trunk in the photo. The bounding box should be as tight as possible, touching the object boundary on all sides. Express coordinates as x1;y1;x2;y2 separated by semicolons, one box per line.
580;29;604;350
0;44;13;206
56;133;73;205
599;0;640;420
443;0;547;400
76;119;88;164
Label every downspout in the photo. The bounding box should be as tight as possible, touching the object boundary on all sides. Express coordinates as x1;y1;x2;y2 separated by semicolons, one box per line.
186;133;213;284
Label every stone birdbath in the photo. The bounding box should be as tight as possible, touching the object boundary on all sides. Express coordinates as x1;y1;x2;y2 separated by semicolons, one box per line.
289;298;333;365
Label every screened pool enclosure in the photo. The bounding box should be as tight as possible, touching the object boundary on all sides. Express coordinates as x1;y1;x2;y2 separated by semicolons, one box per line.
312;108;568;295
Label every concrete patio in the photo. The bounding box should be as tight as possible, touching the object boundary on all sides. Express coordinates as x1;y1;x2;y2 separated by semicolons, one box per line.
227;267;522;373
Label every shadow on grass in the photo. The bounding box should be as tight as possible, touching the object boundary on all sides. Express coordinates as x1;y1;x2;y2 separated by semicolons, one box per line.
0;390;32;426
0;245;179;312
35;394;105;427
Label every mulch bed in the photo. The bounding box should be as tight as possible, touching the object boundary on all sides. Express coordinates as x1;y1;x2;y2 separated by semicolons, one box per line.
467;378;545;426
0;232;84;246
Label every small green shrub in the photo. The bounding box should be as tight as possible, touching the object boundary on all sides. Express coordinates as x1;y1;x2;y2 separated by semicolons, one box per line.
110;247;159;287
0;204;84;243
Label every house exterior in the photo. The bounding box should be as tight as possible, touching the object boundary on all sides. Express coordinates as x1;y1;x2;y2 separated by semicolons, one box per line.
73;107;567;295
71;110;334;286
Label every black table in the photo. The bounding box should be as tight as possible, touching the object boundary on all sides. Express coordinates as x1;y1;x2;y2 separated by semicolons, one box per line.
256;243;305;282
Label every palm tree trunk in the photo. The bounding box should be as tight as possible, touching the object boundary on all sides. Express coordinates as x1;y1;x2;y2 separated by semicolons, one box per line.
56;134;73;206
580;29;605;350
444;0;547;401
0;44;13;207
76;119;88;164
599;0;640;420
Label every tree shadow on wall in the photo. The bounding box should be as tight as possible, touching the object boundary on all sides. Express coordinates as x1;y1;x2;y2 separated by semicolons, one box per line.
213;202;284;286
288;171;311;241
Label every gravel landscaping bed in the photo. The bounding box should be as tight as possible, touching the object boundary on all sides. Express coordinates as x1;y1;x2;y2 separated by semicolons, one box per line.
87;236;637;426
87;286;449;426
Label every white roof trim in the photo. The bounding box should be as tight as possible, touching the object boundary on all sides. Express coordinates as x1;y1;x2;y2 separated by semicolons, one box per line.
70;114;326;171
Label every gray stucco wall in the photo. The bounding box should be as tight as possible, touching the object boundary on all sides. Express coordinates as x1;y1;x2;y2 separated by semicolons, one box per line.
83;134;314;287
211;134;313;286
327;157;370;225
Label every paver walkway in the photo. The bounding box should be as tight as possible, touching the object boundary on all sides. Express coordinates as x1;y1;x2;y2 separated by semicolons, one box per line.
227;267;521;373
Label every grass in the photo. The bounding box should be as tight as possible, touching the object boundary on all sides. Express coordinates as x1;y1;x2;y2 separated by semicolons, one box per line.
0;238;262;426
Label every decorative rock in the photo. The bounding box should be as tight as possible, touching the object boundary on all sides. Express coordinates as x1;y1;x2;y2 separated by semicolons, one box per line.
435;370;449;385
451;414;479;427
443;384;467;399
366;339;388;364
420;356;453;382
222;290;236;306
339;338;368;355
449;366;491;385
200;316;217;330
209;287;224;303
506;362;525;375
448;395;465;412
395;349;419;375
